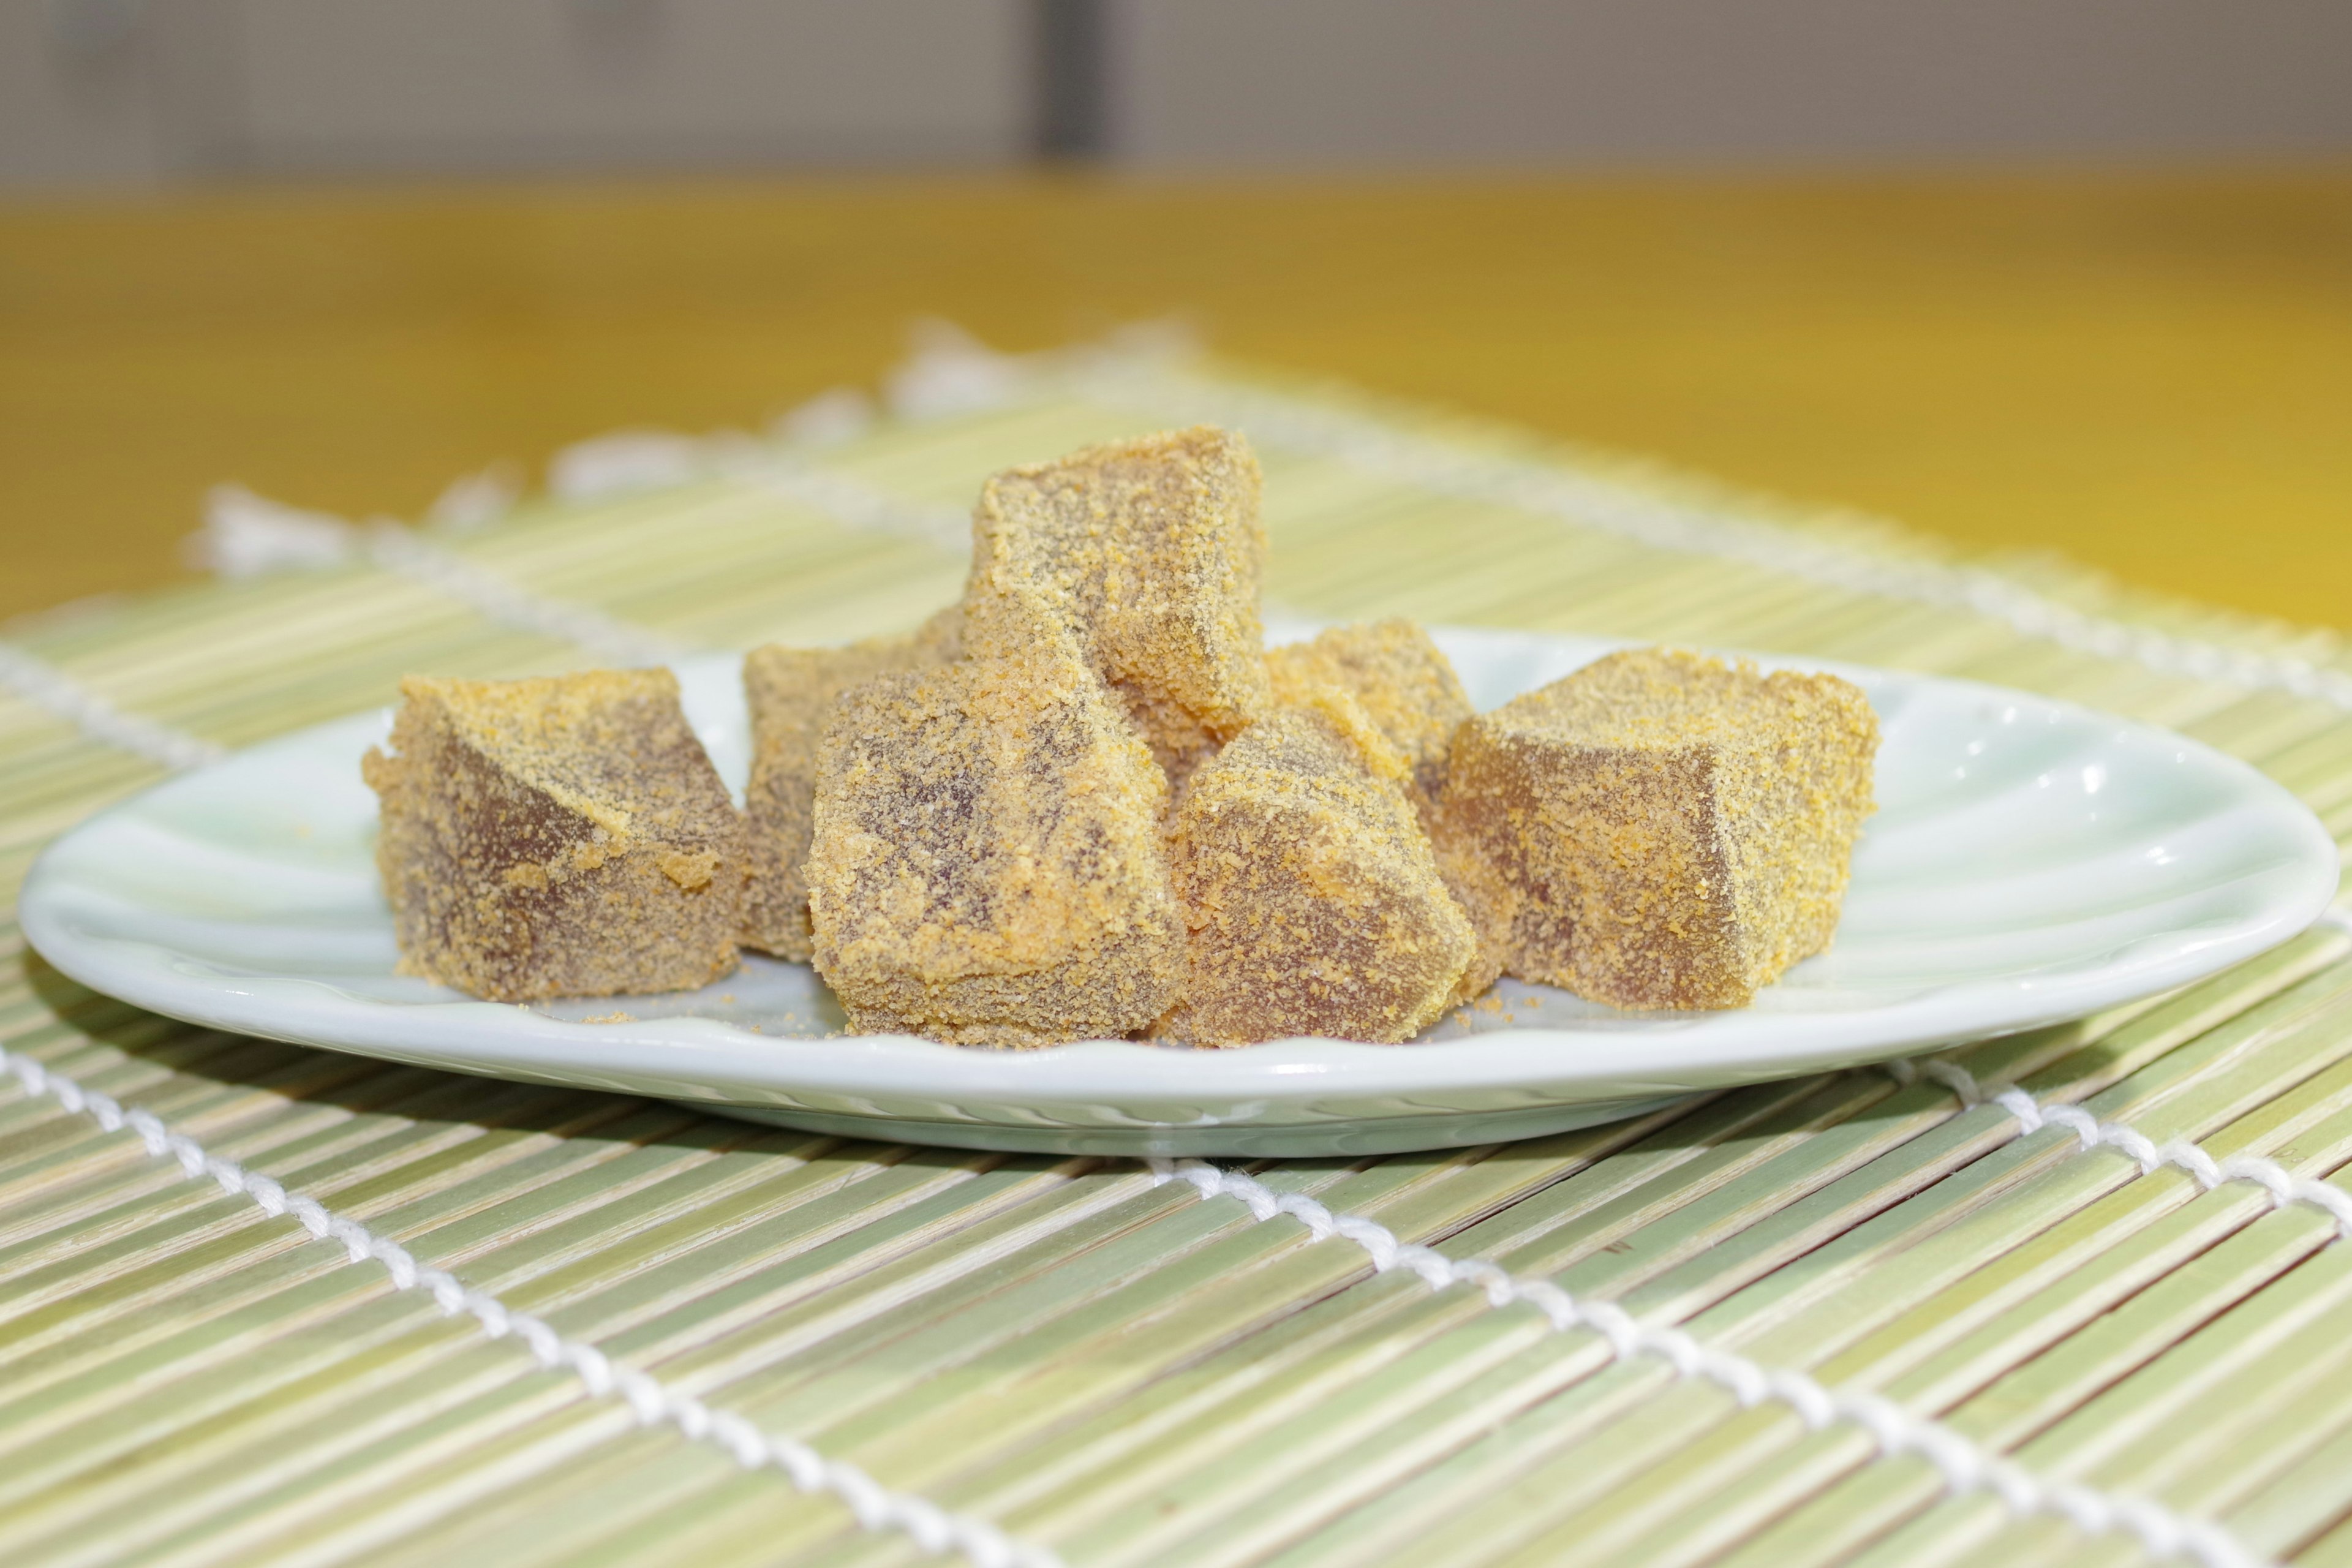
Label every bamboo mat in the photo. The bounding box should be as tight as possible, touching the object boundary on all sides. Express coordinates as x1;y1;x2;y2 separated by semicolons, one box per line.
4;334;2351;1568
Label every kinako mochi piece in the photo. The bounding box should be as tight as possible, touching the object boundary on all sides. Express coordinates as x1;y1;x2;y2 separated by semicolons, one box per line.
962;426;1271;780
1433;647;1878;1011
363;669;747;1003
741;606;962;960
1265;619;1474;812
802;624;1183;1047
1159;688;1480;1047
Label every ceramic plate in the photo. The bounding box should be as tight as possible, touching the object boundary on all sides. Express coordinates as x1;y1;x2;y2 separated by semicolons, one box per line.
20;630;2340;1156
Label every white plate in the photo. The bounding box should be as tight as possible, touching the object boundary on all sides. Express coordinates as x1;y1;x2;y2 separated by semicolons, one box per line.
20;631;2340;1157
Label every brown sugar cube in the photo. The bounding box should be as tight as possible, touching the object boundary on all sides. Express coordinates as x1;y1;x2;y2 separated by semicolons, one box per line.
1433;647;1878;1011
363;669;747;1002
1267;620;1492;1006
1266;619;1474;816
804;627;1183;1046
1160;689;1480;1047
741;606;962;960
963;426;1271;781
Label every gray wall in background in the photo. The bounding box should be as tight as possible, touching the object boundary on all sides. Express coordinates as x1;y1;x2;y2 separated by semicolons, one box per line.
1110;0;2352;166
1;0;1035;187
6;0;2351;190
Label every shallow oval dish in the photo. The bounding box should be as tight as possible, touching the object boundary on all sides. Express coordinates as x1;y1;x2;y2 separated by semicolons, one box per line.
20;629;2341;1157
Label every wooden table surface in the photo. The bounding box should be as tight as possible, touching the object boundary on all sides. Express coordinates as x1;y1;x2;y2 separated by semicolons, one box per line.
2;170;2346;628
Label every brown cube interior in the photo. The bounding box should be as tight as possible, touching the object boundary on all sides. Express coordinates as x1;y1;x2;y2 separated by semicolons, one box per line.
741;605;961;960
1161;690;1479;1046
364;668;747;1002
803;628;1183;1047
1435;647;1878;1010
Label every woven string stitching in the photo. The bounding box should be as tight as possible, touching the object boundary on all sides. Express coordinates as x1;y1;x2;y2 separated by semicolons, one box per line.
541;422;968;551
1094;362;2352;712
9;345;2344;1568
194;486;687;668
1882;1054;2352;1243
879;328;2352;715
0;1047;1061;1568
1143;1064;2322;1568
0;643;228;772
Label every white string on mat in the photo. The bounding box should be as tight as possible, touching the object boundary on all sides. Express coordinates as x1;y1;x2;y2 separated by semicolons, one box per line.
15;333;2337;1568
16;430;959;769
546;423;971;552
545;431;718;503
1084;363;2352;713
192;486;688;668
1882;1057;2352;1242
0;643;228;772
0;1046;1063;1568
750;451;971;554
1163;372;2351;709
878;327;2352;716
1144;1156;2262;1568
2;486;688;777
359;522;689;668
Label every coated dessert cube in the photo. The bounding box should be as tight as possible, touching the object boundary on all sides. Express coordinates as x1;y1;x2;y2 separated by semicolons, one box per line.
1266;619;1474;815
963;426;1270;781
804;625;1183;1046
1160;689;1479;1046
1434;647;1877;1011
741;605;961;960
364;669;747;1002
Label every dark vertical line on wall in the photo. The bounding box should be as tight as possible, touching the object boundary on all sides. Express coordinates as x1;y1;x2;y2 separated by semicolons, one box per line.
1036;0;1107;160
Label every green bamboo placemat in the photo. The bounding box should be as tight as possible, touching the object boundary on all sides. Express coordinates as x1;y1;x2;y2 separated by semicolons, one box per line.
4;332;2350;1568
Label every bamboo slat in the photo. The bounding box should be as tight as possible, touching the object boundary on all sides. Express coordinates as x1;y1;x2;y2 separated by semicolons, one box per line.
2;346;2348;1568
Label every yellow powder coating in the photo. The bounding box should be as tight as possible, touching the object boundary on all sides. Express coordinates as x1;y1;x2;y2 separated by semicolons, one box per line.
741;605;962;960
1266;619;1474;817
802;619;1183;1047
963;426;1271;783
363;669;747;1002
1433;647;1878;1011
1160;688;1479;1047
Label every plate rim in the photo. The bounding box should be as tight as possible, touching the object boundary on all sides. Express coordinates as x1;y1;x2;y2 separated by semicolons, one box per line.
18;631;2343;1126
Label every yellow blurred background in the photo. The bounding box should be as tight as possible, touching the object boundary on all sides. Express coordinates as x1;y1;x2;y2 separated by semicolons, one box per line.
7;171;2348;628
4;4;2348;630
